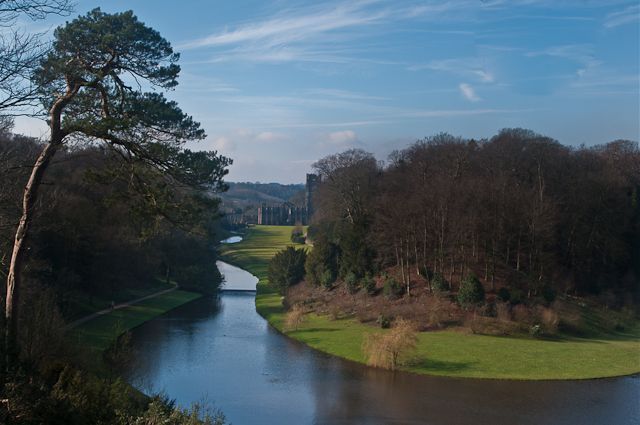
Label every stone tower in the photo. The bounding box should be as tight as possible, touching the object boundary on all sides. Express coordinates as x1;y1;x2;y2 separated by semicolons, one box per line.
305;173;320;220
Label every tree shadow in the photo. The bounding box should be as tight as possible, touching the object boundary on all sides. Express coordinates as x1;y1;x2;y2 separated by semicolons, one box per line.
289;327;342;335
409;358;473;373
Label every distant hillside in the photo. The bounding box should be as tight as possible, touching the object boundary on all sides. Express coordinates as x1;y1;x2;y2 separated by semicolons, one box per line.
220;182;305;209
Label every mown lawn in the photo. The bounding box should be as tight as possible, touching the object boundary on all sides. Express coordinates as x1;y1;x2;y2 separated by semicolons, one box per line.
71;290;201;352
224;225;640;380
65;278;176;321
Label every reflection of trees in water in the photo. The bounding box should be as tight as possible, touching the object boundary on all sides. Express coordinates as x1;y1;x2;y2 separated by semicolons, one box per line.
125;296;222;392
123;292;640;425
309;355;640;425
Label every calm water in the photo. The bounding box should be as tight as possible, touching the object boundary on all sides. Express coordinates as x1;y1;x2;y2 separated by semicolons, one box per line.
125;262;640;425
220;236;243;244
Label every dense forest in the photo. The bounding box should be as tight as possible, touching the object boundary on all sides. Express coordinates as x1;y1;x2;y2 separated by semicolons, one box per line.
292;129;639;334
0;133;224;319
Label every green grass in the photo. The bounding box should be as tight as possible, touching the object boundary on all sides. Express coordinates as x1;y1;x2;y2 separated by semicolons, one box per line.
65;278;176;321
71;290;201;353
223;225;640;380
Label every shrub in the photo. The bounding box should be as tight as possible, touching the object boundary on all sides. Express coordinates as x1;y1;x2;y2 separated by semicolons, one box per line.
426;296;450;328
541;285;556;304
304;234;338;286
284;305;305;331
363;318;418;370
497;287;511;302
376;314;391;329
539;307;559;334
291;226;305;244
496;302;512;322
320;268;335;289
383;277;403;299
431;272;448;293
267;246;307;294
362;274;376;295
513;304;534;324
457;274;485;307
345;271;359;294
510;288;524;305
529;324;542;338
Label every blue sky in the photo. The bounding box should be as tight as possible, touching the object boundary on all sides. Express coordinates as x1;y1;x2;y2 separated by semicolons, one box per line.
13;0;640;183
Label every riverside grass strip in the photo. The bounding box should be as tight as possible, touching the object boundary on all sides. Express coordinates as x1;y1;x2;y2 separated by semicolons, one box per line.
222;225;640;380
71;290;202;352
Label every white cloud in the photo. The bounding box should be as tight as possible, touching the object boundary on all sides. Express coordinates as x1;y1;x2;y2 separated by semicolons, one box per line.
459;83;481;102
604;5;639;29
327;130;359;145
212;136;237;153
177;1;475;64
255;131;288;142
179;2;388;51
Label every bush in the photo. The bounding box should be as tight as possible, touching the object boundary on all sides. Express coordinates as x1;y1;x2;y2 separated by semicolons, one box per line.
426;296;450;328
320;268;335;289
529;324;542;338
284;305;305;331
376;314;391;329
457;274;485;307
541;285;556;304
304;233;338;286
510;288;524;305
497;287;511;302
496;302;512;322
383;277;403;299
290;226;305;244
363;318;417;370
539;307;559;334
345;271;359;294
362;274;376;295
431;272;448;293
267;246;307;294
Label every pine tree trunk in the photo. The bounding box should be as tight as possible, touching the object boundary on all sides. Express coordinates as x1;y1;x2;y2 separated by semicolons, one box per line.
5;141;60;367
4;82;75;369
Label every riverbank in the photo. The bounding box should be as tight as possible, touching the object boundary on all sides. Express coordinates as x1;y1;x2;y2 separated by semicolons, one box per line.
71;289;201;353
221;225;640;380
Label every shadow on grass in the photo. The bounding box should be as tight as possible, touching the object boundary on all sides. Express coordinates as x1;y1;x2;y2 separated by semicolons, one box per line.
256;304;284;318
289;327;342;335
410;358;473;373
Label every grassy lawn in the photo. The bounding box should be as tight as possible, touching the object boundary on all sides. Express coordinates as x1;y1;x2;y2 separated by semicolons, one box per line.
222;225;640;380
64;278;176;321
71;290;201;353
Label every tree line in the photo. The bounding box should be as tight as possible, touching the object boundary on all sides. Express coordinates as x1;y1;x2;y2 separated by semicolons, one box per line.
305;130;639;306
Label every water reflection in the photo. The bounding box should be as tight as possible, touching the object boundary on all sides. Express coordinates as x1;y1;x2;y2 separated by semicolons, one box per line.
125;284;640;424
220;236;242;244
217;260;258;291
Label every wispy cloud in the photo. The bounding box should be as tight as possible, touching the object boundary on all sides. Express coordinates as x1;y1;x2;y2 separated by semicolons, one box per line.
177;1;473;64
604;4;639;28
304;88;388;101
459;83;481;102
408;58;495;83
327;129;358;144
399;108;520;118
525;44;601;76
180;2;386;50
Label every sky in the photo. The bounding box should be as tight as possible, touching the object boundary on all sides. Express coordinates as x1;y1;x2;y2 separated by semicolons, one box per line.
12;0;640;183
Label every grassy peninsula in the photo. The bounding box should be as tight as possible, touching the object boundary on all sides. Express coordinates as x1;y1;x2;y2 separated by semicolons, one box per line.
221;225;640;380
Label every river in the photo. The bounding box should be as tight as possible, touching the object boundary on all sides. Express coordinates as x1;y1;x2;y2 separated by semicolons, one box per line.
124;260;640;425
